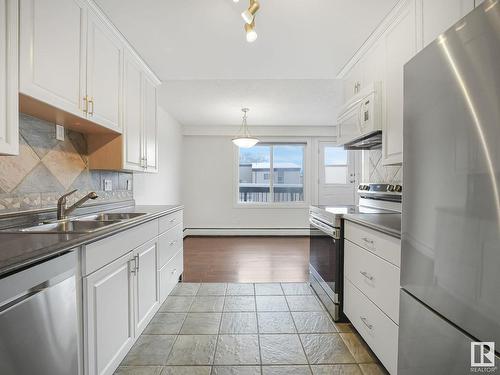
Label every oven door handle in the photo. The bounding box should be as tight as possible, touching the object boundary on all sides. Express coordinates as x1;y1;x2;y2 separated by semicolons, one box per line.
309;217;339;239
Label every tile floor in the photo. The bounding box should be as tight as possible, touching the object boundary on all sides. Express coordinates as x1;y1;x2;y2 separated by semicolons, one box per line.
116;283;388;375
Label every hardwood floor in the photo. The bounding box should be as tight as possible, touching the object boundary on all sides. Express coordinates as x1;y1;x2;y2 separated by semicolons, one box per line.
182;236;310;283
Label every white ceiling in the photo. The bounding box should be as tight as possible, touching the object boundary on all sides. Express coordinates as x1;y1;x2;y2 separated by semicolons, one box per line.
158;80;343;126
95;0;398;126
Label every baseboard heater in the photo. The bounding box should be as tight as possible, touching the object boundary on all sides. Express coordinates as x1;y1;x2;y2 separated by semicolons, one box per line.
183;227;309;237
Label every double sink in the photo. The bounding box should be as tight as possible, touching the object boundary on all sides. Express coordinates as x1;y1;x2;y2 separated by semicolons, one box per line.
9;212;147;234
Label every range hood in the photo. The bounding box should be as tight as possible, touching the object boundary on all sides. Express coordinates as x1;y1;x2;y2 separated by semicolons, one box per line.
343;130;382;150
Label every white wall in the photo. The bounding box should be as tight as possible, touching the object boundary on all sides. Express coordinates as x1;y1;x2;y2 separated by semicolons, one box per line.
134;107;183;205
182;135;330;231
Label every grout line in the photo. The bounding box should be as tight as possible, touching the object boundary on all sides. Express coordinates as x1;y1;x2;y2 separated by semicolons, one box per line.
254;284;263;375
210;285;227;373
284;292;313;373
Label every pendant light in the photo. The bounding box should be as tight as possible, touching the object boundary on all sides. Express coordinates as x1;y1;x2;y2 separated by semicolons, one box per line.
242;0;260;24
245;20;258;43
232;108;259;148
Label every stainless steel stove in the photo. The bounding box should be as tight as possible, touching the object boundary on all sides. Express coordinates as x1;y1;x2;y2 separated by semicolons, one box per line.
309;183;402;321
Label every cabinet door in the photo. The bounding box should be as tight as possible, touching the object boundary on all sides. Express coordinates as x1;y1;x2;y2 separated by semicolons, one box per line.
85;252;134;375
123;54;143;171
86;11;122;132
143;75;158;172
0;0;18;155
19;0;86;118
134;240;160;335
383;1;416;165
421;0;474;48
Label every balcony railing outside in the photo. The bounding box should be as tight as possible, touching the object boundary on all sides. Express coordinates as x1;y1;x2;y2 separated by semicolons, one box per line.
239;184;304;203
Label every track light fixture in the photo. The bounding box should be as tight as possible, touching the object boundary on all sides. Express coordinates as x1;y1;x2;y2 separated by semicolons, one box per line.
241;0;260;25
245;21;258;43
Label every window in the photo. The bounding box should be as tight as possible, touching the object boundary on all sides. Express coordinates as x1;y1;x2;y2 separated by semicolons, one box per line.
324;147;348;184
238;143;305;204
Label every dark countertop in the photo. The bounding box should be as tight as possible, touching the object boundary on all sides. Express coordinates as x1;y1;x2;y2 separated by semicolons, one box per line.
344;212;401;238
0;204;183;278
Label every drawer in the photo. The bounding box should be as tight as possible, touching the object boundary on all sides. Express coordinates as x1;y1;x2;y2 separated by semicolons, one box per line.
345;221;401;267
159;210;183;234
344;278;399;374
83;219;158;276
344;239;400;323
158;223;183;268
158;249;183;303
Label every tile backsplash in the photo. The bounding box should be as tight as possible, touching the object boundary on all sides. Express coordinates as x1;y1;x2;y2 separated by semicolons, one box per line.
0;114;133;213
365;149;402;184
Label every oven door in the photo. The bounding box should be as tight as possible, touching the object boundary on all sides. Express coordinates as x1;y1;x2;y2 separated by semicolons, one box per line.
309;216;342;302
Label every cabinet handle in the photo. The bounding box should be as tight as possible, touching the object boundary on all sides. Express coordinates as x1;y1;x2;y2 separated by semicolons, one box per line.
169;218;176;223
83;96;88;113
130;258;137;274
88;97;94;116
360;316;373;330
362;237;374;245
169;240;177;246
135;254;139;272
359;270;374;281
171;268;177;275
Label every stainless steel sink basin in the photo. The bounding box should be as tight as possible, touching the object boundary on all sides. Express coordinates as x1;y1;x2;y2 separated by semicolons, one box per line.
18;220;122;233
79;212;147;221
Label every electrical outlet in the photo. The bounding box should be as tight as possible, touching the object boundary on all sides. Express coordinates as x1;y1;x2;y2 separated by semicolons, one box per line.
126;179;132;191
104;179;112;192
56;124;65;141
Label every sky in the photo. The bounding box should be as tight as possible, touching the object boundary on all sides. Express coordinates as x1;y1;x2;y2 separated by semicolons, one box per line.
239;145;304;168
239;145;347;167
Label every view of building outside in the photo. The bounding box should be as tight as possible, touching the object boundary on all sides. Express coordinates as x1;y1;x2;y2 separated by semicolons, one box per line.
239;144;304;203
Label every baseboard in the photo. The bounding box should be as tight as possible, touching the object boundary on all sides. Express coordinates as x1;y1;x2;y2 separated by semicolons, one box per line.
183;228;309;237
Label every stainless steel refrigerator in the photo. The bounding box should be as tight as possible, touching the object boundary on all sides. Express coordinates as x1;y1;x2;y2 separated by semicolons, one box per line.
400;2;500;374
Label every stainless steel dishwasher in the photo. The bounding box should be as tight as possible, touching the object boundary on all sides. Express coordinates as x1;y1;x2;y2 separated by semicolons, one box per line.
0;251;79;375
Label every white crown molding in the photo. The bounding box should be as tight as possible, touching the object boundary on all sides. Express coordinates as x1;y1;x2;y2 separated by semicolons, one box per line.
86;0;161;85
336;0;412;79
182;124;337;137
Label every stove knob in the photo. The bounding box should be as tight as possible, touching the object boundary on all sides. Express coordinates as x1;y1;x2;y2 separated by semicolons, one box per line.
358;184;364;190
387;184;395;192
365;185;370;191
395;185;402;193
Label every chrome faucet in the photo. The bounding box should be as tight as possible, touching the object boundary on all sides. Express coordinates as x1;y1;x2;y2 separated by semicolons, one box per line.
57;190;98;220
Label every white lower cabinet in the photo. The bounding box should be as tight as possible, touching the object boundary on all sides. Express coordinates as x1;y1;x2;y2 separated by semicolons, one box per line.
83;211;183;375
84;252;135;375
159;249;183;304
344;278;399;374
134;240;160;335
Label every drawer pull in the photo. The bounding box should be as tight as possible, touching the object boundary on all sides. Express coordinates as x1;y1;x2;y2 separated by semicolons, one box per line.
169;240;177;246
359;270;374;281
360;316;373;330
171;268;177;275
362;237;374;245
169;218;176;223
130;258;137;274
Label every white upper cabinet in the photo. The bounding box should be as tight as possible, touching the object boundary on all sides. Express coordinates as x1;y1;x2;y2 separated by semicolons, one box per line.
0;0;18;155
421;0;475;48
86;9;123;132
340;0;475;166
19;0;87;118
123;54;143;171
143;75;158;172
383;1;416;165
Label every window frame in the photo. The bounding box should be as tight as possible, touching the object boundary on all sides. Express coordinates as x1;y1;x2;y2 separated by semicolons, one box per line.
234;141;309;208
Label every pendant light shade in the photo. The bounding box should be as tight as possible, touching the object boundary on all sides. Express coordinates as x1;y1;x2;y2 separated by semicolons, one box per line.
232;108;259;148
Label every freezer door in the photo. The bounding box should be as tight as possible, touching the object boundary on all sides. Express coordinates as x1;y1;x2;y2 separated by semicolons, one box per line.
402;2;500;346
399;290;499;374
